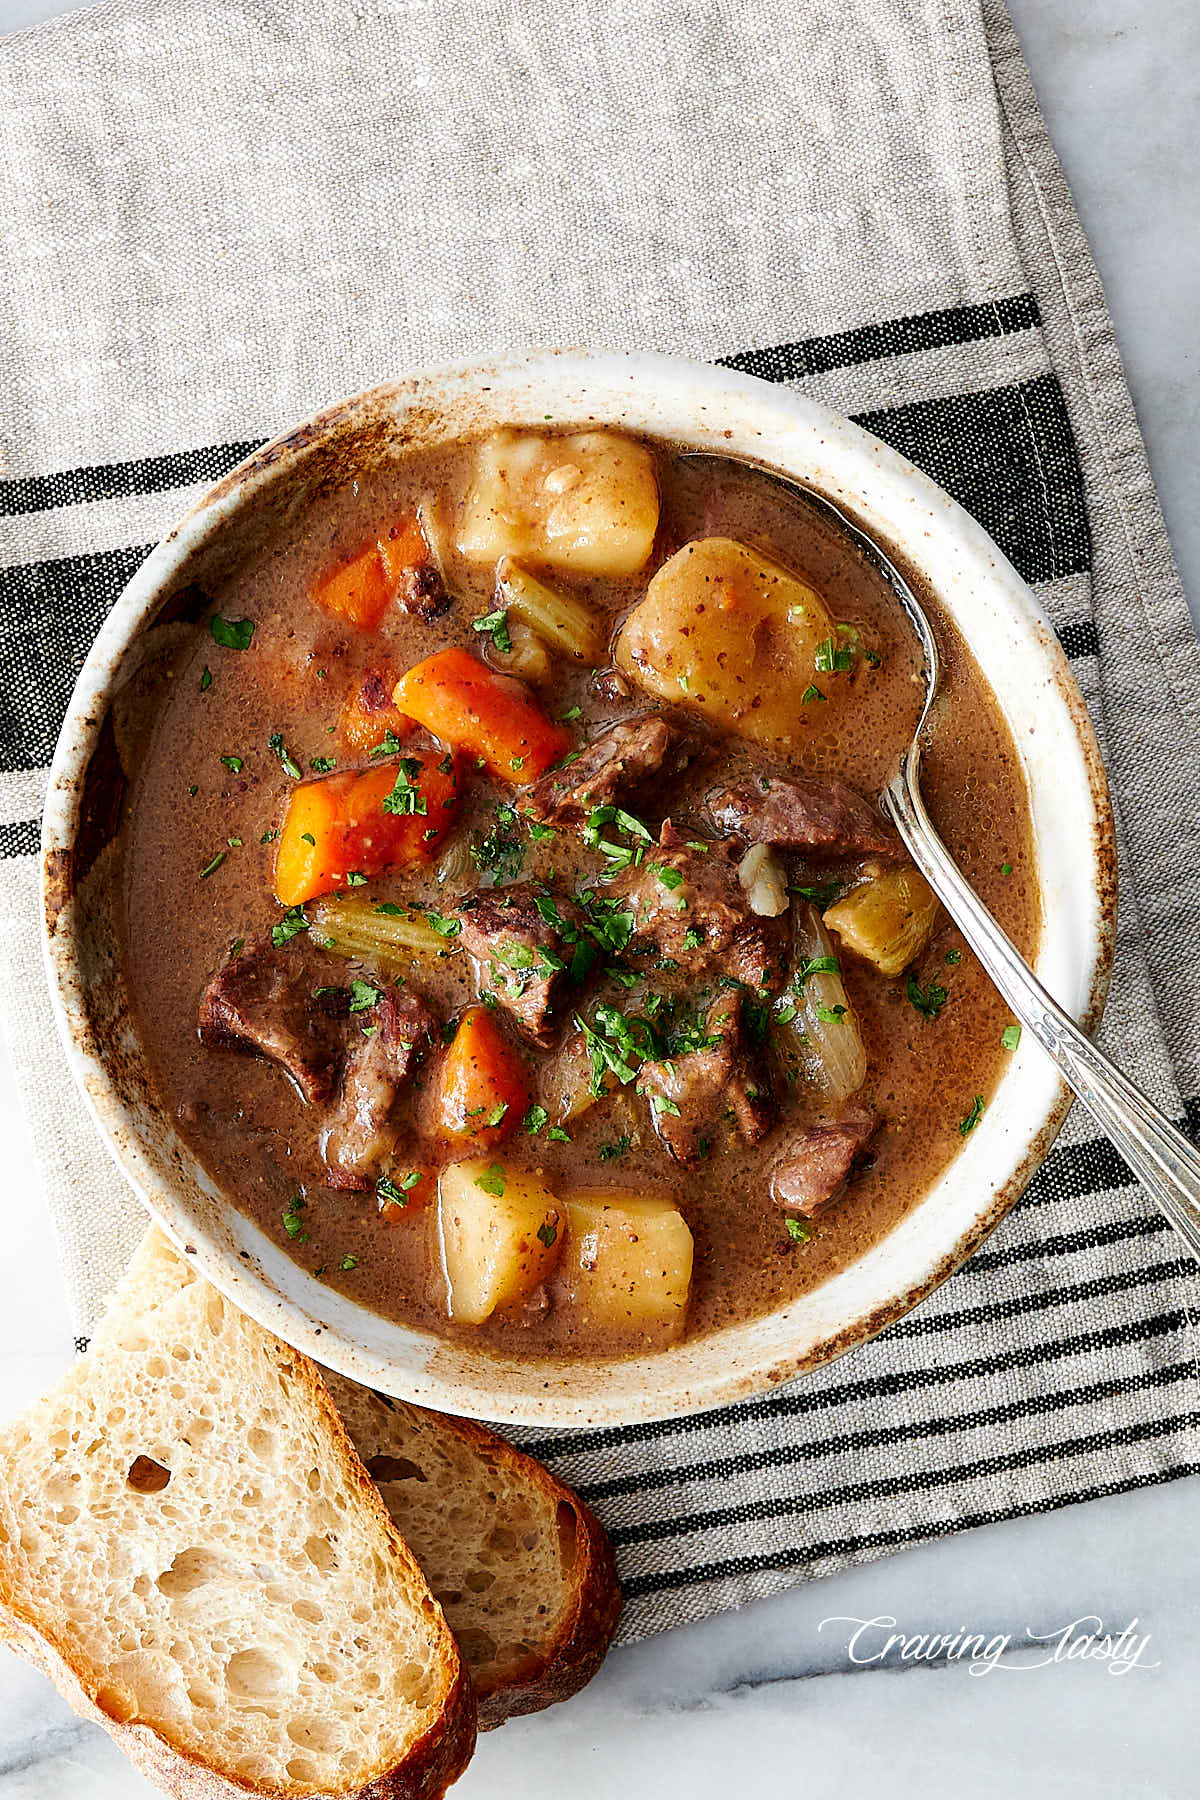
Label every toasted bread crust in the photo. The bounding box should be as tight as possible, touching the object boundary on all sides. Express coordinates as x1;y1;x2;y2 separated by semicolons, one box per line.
475;1481;621;1730
370;1402;622;1730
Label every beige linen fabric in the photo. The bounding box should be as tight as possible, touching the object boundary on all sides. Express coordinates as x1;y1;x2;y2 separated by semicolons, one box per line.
0;0;1196;1638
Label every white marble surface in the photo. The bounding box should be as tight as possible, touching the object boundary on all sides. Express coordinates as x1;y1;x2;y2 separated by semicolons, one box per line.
1;0;1198;1794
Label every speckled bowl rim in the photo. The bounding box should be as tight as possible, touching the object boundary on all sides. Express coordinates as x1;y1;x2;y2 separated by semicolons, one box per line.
41;349;1115;1426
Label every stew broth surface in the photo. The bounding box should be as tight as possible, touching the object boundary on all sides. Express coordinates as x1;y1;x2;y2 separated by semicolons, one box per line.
123;436;1038;1357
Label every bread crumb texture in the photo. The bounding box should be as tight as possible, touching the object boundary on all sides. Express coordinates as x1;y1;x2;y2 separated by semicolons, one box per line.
326;1376;575;1694
0;1238;463;1795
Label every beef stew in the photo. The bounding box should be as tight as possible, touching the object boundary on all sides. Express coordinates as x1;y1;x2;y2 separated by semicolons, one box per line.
122;431;1038;1357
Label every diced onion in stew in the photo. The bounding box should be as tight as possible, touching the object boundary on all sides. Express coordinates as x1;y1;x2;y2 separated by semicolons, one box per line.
783;903;868;1104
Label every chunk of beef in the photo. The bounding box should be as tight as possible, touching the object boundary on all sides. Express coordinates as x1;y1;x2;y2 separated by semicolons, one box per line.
453;881;578;1047
197;941;335;1105
523;714;687;822
708;773;901;859
396;561;450;623
609;820;789;993
637;991;774;1167
321;984;438;1188
771;1105;878;1216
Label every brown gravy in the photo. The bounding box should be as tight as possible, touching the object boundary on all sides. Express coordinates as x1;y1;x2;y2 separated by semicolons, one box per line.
122;438;1038;1357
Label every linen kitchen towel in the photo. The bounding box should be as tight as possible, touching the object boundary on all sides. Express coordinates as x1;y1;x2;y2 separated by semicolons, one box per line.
1;0;1197;1640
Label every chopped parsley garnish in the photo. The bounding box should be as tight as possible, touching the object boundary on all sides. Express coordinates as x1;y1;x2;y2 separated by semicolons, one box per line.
906;971;948;1020
340;1254;359;1271
346;870;367;886
649;1091;681;1117
261;827;279;843
573;889;636;960
424;910;462;938
472;605;512;654
377;1173;410;1208
537;1219;559;1248
229;936;245;959
271;905;310;947
471;804;524;880
220;754;243;773
815;1003;846;1023
1001;1024;1022;1051
189;784;199;796
814;634;853;673
283;1193;308;1242
227;836;242;848
199;666;213;692
524;1104;550;1136
528;819;557;842
598;1133;632;1161
268;732;302;779
791;880;846;906
475;1163;507;1198
945;948;962;965
562;705;582;721
310;755;336;773
348;979;382;1014
682;927;704;950
652;863;684;891
381;758;427;816
1001;861;1013;876
300;831;316;846
199;851;225;878
801;684;826;705
483;1101;510;1128
547;1125;571;1143
582;804;653;874
369;731;404;758
785;1217;814;1245
958;1095;985;1135
795;954;840;986
210;615;255;651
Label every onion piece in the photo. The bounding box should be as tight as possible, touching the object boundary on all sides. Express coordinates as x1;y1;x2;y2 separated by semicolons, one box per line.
737;842;790;917
780;903;867;1104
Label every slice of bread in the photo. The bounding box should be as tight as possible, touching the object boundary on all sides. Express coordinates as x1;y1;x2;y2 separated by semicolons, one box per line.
0;1234;476;1799
323;1375;621;1729
98;1231;622;1730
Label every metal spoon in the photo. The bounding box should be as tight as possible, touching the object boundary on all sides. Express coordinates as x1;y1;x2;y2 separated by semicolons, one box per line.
683;452;1200;1260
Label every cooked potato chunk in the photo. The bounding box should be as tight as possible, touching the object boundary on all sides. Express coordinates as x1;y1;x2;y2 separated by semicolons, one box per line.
436;1159;563;1324
563;1194;693;1338
823;865;939;976
457;431;659;576
614;538;839;753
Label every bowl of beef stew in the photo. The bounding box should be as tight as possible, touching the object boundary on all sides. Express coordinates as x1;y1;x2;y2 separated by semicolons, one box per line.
41;351;1114;1424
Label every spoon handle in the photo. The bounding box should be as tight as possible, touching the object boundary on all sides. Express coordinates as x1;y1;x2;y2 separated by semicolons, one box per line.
885;759;1200;1262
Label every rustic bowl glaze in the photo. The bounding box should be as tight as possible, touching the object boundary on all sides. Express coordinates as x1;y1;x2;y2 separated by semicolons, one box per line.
41;351;1114;1425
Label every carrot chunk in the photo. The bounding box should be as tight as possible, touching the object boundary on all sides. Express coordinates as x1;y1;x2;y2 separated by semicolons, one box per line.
273;771;358;907
377;1164;436;1222
339;754;460;876
273;753;462;906
434;1007;529;1147
337;669;413;757
392;647;570;782
314;515;430;632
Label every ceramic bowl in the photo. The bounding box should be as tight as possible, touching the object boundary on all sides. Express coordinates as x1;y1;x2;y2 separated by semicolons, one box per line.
40;349;1114;1425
